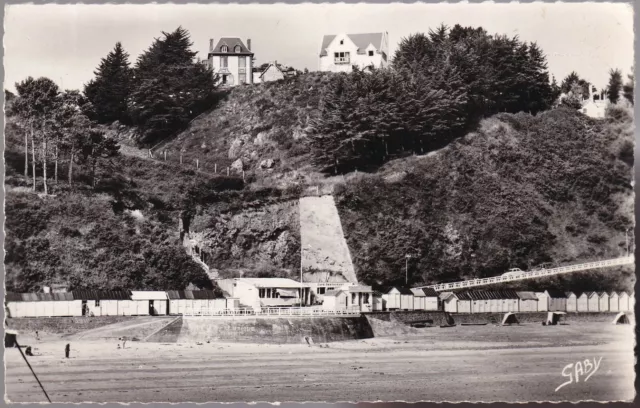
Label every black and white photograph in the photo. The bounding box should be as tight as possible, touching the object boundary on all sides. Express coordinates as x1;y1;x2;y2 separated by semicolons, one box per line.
2;2;636;403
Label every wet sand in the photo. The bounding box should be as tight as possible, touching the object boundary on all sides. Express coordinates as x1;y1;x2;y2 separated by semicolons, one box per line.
4;322;635;403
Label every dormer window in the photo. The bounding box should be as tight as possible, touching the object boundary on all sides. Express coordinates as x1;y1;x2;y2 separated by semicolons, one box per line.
340;40;344;45
221;45;228;53
368;50;374;56
234;45;242;53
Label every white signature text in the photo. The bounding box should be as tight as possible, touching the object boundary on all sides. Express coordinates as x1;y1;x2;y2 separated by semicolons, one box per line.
555;357;603;392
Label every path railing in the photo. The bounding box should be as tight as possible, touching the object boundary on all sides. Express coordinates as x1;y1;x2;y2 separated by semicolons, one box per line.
180;306;362;317
416;256;634;292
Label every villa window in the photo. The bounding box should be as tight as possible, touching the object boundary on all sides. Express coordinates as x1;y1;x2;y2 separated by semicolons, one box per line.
239;73;246;84
340;40;344;45
368;50;374;56
363;294;369;304
317;287;326;295
334;52;350;64
221;56;228;68
351;293;357;304
239;58;246;68
235;45;242;53
221;45;229;53
95;300;100;307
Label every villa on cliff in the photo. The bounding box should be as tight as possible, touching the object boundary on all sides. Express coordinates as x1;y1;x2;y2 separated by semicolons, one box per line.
206;37;254;86
318;32;390;73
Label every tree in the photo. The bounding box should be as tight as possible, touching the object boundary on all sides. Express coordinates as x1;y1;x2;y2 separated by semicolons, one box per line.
559;82;585;110
607;68;623;104
129;27;216;145
560;72;590;100
11;77;61;193
84;42;133;124
623;72;634;105
76;128;121;187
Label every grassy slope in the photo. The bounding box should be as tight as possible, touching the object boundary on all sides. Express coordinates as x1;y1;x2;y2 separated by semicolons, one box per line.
336;107;635;291
154;73;333;189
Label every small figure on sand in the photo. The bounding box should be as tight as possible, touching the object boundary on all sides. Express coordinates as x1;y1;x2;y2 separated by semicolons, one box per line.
65;343;70;358
35;330;39;341
25;346;34;356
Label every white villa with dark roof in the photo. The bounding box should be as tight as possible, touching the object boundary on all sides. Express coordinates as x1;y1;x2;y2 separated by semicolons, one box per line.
318;32;390;73
206;37;254;86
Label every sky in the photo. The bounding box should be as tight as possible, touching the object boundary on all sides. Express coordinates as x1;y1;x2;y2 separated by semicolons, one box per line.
3;3;634;93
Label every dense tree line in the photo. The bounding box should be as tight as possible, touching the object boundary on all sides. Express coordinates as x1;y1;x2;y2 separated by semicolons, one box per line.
310;24;561;174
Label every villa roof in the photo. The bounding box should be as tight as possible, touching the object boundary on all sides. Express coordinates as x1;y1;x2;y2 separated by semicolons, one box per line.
319;33;385;57
209;38;253;56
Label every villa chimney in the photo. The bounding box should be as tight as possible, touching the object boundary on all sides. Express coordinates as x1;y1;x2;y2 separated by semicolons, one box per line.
209;38;214;52
247;39;251;51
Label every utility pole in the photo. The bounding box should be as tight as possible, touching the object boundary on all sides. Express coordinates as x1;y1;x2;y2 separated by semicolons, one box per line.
405;254;411;286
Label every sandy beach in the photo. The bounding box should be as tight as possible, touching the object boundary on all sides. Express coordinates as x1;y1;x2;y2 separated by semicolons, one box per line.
4;322;634;403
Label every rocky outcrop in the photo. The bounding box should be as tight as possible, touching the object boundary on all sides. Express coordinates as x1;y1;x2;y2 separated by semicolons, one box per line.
189;201;301;274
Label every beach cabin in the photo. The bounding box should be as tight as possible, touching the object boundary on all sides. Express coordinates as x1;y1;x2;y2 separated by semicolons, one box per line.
131;291;169;315
577;292;591;312
322;290;348;311
411;288;439;311
597;292;610;312
6;292;82;318
455;292;472;314
345;285;374;312
516;291;539;312
608;292;620;312
535;292;548;312
587;291;600;312
546;290;568;311
166;290;227;315
73;290;133;316
440;292;459;313
382;287;414;311
216;278;311;311
372;291;385;311
566;292;578;312
618;291;630;312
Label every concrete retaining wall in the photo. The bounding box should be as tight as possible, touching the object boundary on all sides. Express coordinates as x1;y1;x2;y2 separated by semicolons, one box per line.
450;312;634;324
6;316;137;336
146;315;374;344
389;311;454;326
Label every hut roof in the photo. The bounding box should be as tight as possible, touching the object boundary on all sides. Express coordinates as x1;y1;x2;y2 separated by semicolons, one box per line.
439;292;457;300
411;288;439;297
460;290;519;300
381;286;413;295
71;290;132;300
516;291;538;300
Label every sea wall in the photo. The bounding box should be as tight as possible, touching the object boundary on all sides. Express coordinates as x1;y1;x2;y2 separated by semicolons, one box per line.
450;312;633;324
146;315;374;344
5;316;137;336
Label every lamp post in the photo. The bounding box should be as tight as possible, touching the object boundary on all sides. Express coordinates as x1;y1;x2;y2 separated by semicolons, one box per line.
405;254;412;286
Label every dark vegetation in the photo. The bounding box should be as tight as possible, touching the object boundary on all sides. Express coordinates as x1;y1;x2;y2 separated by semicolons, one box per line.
336;106;634;290
309;25;560;174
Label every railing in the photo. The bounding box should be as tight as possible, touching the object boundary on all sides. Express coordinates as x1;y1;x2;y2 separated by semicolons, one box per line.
417;256;634;292
180;306;362;317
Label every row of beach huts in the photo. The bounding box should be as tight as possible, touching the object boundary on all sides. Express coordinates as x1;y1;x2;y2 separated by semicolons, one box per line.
5;285;635;318
5;290;240;318
439;289;635;314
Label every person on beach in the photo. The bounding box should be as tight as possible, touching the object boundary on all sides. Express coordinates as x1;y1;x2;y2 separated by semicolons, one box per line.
65;343;70;358
25;346;33;356
35;330;39;341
